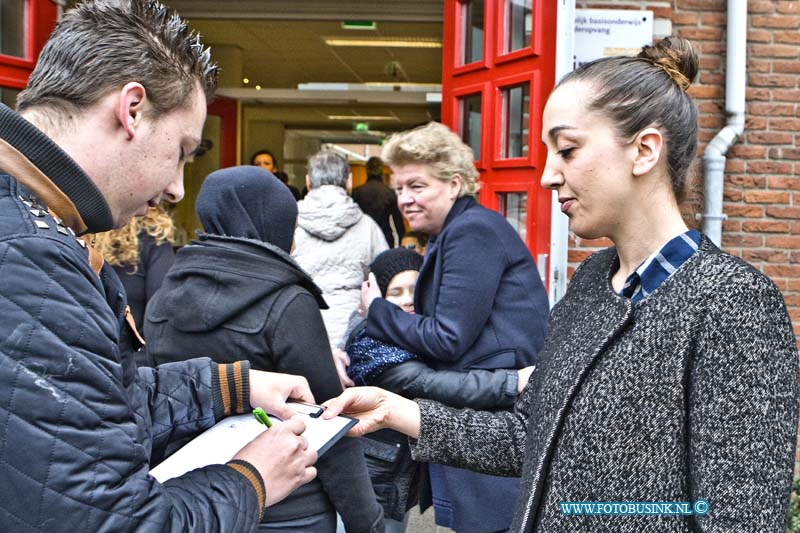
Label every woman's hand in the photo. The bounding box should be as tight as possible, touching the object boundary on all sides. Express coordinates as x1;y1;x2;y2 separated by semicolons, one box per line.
517;365;536;394
322;386;421;439
359;273;382;316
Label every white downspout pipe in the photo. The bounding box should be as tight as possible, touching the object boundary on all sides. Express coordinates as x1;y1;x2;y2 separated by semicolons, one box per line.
51;0;67;17
701;0;747;246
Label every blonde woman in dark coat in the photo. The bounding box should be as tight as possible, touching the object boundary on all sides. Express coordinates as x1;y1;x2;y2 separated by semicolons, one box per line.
361;121;550;533
93;205;175;332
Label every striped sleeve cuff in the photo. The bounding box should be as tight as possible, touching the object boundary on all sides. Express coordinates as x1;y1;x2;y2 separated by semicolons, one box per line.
226;459;266;516
211;360;252;420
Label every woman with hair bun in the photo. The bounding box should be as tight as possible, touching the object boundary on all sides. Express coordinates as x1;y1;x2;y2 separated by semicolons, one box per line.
326;36;799;532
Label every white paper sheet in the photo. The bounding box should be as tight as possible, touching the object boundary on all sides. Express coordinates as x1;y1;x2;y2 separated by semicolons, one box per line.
150;403;356;483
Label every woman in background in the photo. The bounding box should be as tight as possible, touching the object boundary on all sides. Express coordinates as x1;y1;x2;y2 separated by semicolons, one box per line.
399;231;428;256
95;205;176;329
360;121;550;533
94;205;175;364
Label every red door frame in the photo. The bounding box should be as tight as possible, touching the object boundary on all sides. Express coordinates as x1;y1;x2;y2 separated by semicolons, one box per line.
441;0;557;288
207;96;238;169
0;0;58;89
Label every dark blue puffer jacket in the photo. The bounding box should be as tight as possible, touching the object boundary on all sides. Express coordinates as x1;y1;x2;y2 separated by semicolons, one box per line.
0;103;263;532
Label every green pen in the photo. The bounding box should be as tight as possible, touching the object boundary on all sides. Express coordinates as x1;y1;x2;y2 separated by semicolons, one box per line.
252;407;273;428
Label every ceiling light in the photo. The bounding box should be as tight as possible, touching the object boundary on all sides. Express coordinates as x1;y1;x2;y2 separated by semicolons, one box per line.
323;37;442;48
242;78;249;84
327;115;398;121
342;21;376;30
255;85;262;91
364;82;442;89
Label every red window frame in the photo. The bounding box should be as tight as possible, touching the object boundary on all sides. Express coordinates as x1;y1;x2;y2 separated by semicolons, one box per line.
494;0;545;65
442;0;557;288
449;81;489;169
452;0;491;75
0;0;58;90
206;96;238;169
492;70;541;168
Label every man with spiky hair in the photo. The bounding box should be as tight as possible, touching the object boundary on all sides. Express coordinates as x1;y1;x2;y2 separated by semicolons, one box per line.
0;1;319;530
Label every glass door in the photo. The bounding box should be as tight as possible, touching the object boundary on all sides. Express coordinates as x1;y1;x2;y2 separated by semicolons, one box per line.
441;0;556;289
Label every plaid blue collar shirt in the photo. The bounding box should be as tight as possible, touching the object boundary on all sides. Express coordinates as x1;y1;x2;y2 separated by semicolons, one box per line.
620;230;702;302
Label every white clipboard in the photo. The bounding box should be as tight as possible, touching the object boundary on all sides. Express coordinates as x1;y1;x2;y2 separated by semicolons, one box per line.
150;402;357;483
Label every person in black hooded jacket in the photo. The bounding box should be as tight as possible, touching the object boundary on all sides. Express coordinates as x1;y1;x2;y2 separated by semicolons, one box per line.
145;166;383;533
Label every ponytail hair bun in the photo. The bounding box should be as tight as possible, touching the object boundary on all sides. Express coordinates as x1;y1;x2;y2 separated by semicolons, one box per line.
638;36;698;92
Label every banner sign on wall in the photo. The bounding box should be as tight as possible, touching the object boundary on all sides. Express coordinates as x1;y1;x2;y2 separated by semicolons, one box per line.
574;9;654;68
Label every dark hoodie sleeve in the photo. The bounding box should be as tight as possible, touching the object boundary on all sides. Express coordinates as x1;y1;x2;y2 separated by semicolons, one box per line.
374;360;518;410
268;289;383;532
345;331;518;410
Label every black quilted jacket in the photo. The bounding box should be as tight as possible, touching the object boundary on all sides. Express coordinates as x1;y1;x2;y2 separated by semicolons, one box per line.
412;238;799;532
0;104;264;532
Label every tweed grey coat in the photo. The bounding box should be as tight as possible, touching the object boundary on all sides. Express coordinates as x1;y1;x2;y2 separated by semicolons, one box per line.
411;237;799;532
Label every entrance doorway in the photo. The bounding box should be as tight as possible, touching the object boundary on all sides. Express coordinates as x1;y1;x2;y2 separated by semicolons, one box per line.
441;0;557;288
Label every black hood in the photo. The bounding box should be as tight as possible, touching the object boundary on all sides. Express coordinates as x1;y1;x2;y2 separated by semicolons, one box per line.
148;235;327;333
196;165;298;254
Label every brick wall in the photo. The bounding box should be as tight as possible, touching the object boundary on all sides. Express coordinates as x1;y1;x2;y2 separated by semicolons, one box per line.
572;0;800;474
